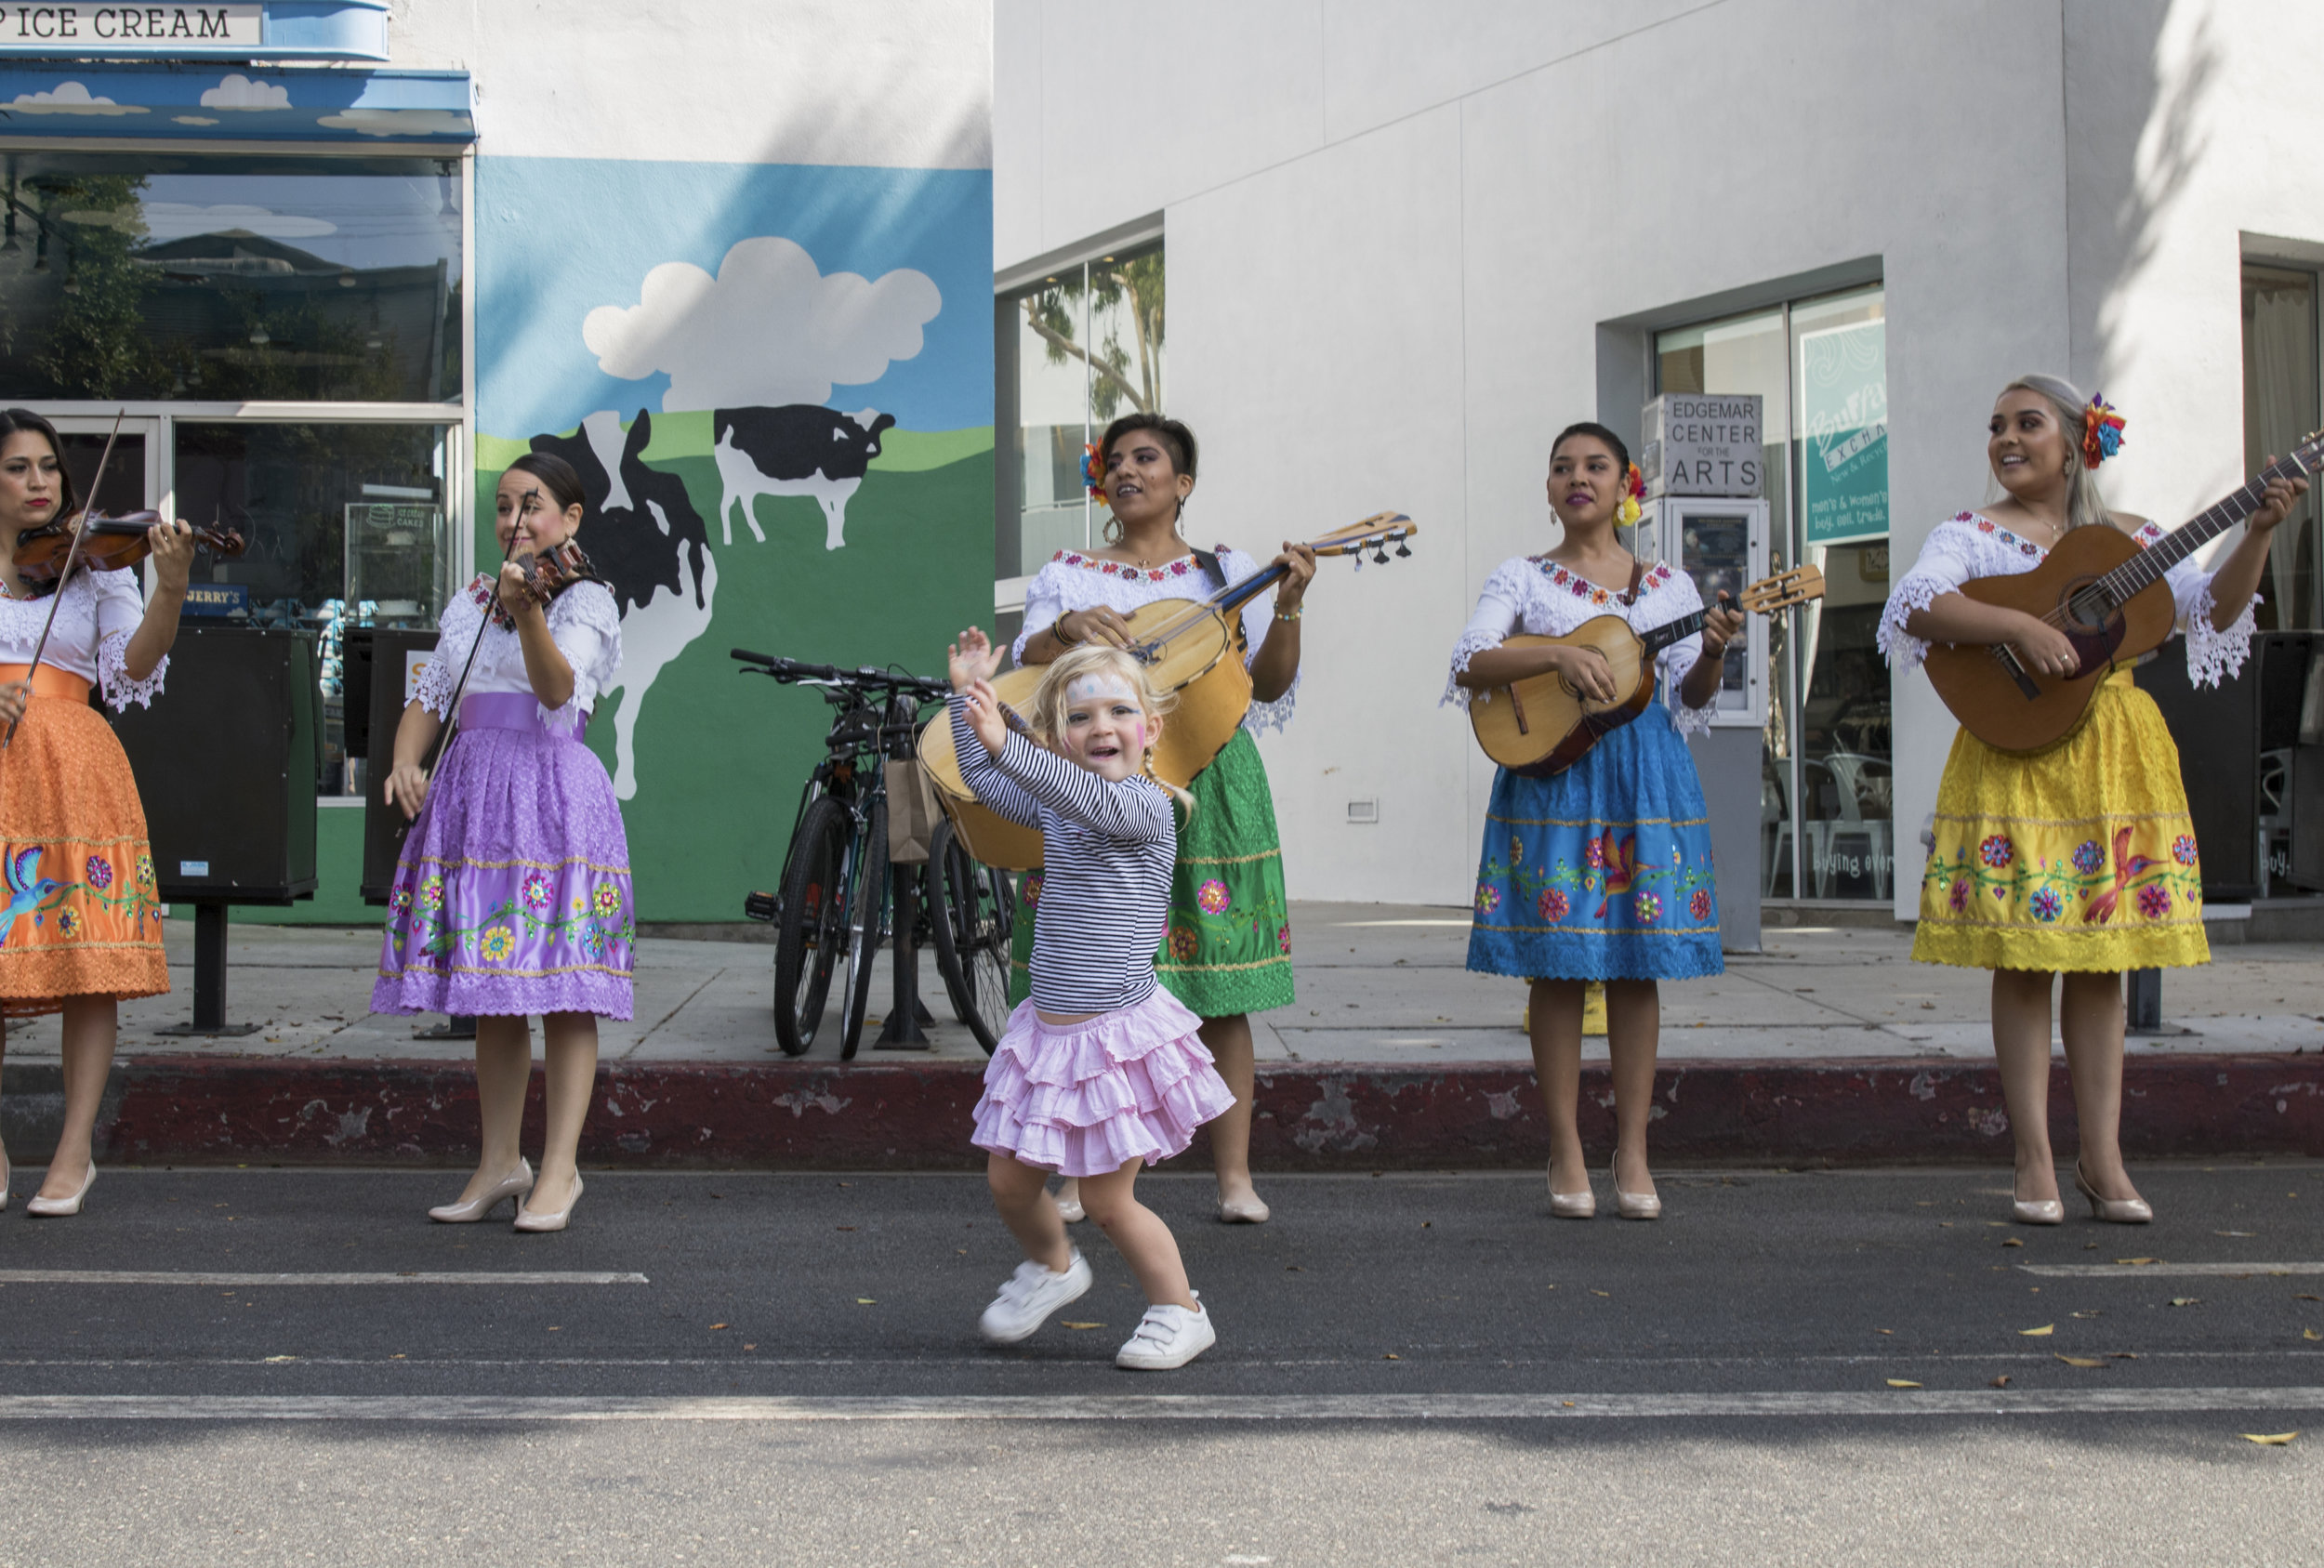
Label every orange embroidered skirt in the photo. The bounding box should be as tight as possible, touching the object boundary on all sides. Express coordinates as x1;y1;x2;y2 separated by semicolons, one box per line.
0;668;169;1019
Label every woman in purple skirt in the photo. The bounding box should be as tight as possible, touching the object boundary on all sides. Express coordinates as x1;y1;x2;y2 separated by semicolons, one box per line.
374;452;633;1232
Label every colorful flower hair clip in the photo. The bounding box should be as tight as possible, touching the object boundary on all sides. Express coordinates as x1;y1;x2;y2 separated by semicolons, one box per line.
2081;395;2126;470
1618;462;1645;526
1079;442;1108;503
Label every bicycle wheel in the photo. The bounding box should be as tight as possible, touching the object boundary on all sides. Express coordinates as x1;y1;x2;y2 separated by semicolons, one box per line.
927;817;1017;1056
838;794;890;1061
772;795;851;1057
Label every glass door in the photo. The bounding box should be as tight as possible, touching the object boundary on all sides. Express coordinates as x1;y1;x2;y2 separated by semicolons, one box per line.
46;414;160;520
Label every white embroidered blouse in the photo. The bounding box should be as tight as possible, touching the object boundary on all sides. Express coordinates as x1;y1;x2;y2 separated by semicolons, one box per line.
0;569;166;710
1012;546;1298;733
1877;511;2256;688
411;576;623;733
1444;556;1714;735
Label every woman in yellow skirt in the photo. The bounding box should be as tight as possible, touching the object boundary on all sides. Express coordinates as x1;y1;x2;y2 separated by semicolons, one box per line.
1880;376;2304;1225
0;409;188;1216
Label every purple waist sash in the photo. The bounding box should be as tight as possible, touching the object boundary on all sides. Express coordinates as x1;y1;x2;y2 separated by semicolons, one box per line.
459;692;589;742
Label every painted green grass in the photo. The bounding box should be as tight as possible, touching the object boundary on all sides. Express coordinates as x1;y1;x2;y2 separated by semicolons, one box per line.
477;415;991;475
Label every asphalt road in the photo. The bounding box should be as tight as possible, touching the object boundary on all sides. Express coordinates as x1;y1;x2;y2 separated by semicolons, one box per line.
1;1165;2319;1566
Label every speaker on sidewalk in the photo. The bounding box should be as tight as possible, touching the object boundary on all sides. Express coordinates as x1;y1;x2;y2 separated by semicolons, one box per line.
112;625;319;904
358;626;443;903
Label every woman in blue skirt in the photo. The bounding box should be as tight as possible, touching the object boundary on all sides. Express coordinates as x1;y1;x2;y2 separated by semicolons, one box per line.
1446;422;1739;1221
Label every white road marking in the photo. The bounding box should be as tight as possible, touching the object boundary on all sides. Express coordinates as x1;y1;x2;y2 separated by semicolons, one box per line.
0;1389;2317;1422
0;1272;649;1286
2019;1262;2324;1279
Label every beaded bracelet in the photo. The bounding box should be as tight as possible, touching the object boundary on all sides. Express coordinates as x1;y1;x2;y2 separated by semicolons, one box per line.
1274;606;1303;624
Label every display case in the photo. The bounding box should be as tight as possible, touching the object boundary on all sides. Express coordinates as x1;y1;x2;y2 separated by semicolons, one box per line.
1632;495;1771;729
345;499;450;626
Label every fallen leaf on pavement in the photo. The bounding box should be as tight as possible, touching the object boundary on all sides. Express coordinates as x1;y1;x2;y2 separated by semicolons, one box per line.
2300;1295;2321;1302
2002;1238;2025;1248
1383;1353;1401;1361
2170;1298;2201;1308
1885;1379;1921;1389
1989;1375;2012;1388
1591;1290;1610;1298
1877;1329;1895;1336
1060;1322;1103;1331
262;1355;296;1364
855;1298;876;1305
2304;1329;2321;1341
2055;1354;2106;1368
2020;1324;2054;1337
2117;1258;2158;1266
2071;1311;2104;1319
2241;1432;2299;1445
708;1324;727;1330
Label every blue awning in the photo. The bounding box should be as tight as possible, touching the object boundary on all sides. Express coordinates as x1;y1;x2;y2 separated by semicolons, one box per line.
0;3;390;62
0;61;471;141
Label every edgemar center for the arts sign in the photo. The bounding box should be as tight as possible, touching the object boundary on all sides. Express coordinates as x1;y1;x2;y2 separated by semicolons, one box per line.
0;5;259;46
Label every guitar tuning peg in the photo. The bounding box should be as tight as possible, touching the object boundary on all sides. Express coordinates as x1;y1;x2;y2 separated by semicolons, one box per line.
1371;546;1390;564
1394;541;1411;558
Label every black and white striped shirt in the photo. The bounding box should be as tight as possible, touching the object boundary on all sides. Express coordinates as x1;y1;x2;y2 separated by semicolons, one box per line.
951;697;1175;1014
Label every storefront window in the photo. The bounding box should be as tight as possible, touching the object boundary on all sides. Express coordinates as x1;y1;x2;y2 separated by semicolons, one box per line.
1657;284;1890;902
0;150;462;403
173;422;456;797
997;241;1164;580
2242;262;2319;630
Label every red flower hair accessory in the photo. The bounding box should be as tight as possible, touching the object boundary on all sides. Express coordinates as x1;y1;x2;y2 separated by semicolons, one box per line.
1079;442;1108;503
2080;395;2126;470
1618;462;1645;526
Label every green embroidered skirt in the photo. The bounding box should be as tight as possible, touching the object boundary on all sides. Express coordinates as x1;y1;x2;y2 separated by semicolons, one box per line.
1009;728;1296;1019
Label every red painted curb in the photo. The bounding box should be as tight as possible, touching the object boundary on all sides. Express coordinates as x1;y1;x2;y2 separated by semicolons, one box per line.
57;1054;2324;1169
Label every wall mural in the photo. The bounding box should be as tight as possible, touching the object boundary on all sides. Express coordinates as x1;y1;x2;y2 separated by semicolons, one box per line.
476;157;992;920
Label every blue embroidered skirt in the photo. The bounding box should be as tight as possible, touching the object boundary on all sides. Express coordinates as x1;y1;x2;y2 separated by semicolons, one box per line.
1467;699;1724;982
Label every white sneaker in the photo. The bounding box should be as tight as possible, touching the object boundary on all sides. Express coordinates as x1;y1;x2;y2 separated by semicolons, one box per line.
978;1250;1093;1344
1115;1295;1216;1370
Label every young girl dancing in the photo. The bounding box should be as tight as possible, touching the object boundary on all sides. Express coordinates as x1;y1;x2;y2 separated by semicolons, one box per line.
1446;422;1741;1220
1882;375;2302;1224
375;452;633;1232
947;626;1235;1369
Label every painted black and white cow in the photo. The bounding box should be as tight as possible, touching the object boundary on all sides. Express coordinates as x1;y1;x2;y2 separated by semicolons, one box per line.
529;409;714;801
712;404;896;551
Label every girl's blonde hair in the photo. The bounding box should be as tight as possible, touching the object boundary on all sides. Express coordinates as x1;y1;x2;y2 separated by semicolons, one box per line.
1026;642;1195;812
1999;373;2114;533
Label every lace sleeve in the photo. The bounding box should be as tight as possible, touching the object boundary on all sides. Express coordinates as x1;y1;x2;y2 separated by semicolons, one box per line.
1444;561;1531;709
410;591;476;720
90;574;165;711
2170;560;2258;689
1653;571;1712;735
543;583;624;731
1012;563;1065;666
1221;548;1299;733
1879;520;1977;673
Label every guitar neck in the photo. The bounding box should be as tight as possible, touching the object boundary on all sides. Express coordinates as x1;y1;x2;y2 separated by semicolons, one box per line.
1637;610;1708;660
2098;448;2315;601
1211;560;1284;617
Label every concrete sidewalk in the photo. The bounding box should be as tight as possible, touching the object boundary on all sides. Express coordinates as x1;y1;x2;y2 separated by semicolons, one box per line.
1;904;2318;1170
2;902;2318;1066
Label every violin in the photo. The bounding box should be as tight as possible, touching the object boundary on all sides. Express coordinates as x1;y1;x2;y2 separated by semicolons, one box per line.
14;509;247;586
508;539;602;605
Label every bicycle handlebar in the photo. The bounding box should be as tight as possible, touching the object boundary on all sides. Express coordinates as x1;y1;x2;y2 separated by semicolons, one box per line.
730;648;950;700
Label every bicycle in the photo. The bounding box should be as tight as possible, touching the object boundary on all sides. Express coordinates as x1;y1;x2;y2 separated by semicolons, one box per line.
733;651;1016;1058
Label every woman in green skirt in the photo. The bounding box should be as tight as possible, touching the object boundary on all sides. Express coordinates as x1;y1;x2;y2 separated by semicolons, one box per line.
1010;412;1314;1223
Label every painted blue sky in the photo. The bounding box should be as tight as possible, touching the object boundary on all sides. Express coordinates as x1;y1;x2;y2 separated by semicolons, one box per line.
476;156;992;440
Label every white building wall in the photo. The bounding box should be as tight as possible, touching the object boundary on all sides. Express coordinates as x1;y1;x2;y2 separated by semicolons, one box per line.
997;0;2324;914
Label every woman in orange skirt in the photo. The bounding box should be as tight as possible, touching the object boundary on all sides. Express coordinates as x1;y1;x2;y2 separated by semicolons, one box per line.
0;409;188;1216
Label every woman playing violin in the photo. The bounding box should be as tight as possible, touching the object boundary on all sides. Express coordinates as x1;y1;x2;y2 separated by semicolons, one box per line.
0;407;194;1218
373;452;632;1233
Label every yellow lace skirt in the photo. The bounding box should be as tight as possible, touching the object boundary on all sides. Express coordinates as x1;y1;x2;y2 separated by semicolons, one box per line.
1913;670;2207;973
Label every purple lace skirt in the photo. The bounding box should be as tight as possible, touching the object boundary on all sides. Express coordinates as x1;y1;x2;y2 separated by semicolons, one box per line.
372;695;635;1020
972;984;1235;1177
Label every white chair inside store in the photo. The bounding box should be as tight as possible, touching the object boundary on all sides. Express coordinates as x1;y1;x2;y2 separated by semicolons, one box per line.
1763;764;1791;898
2258;746;2294;896
1816;752;1894;901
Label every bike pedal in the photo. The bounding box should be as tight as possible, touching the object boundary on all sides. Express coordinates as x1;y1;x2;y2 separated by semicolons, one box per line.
742;890;780;923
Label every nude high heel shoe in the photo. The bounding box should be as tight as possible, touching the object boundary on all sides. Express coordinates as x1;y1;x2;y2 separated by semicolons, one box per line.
26;1161;95;1218
1548;1162;1595;1219
2012;1168;2064;1225
514;1173;584;1232
429;1159;534;1223
1611;1156;1660;1221
2075;1161;2152;1224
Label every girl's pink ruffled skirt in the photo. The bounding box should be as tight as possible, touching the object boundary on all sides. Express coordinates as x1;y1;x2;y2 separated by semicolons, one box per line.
972;986;1235;1178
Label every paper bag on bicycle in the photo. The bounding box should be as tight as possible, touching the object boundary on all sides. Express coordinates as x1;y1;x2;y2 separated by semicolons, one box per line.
885;758;941;864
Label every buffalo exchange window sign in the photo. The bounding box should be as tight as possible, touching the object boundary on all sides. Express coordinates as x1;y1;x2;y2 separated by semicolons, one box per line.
2;5;260;47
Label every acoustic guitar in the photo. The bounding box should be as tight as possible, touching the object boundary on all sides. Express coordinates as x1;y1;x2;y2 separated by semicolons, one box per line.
1467;564;1825;776
921;513;1419;869
1923;432;2321;752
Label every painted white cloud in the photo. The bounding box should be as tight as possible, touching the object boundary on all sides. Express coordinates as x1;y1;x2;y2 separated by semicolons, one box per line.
7;83;146;117
316;109;469;138
200;73;290;111
173;115;220;126
582;237;942;411
140;203;337;241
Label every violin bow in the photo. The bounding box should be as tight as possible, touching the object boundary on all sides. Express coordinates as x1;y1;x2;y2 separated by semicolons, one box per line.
400;487;539;818
3;409;124;753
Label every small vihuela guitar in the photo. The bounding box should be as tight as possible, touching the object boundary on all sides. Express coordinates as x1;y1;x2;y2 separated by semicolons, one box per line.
1467;563;1824;776
920;512;1419;869
1923;432;2322;752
